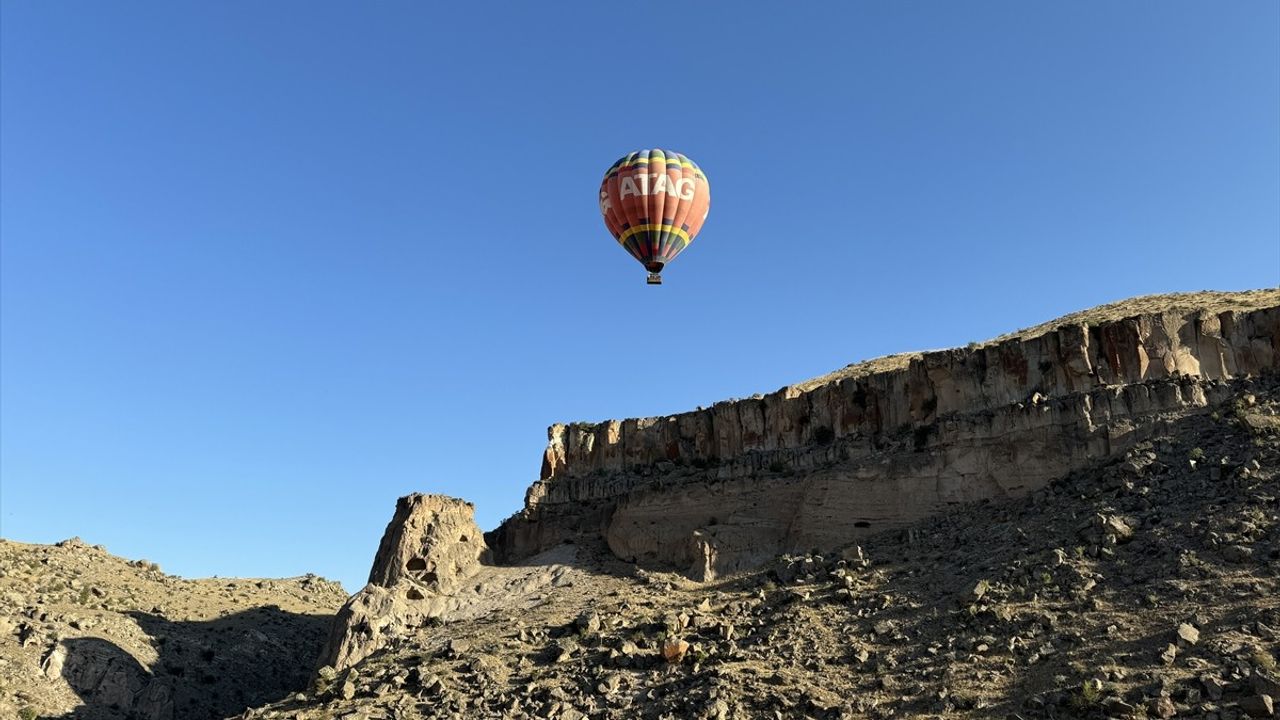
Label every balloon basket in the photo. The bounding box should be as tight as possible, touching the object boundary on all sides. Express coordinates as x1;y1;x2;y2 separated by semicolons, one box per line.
646;273;663;285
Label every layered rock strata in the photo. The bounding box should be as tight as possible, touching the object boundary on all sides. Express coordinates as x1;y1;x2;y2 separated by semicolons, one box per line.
488;293;1280;579
320;495;490;671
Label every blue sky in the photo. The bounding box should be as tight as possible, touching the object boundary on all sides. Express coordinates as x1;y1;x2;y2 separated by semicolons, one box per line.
2;2;1277;591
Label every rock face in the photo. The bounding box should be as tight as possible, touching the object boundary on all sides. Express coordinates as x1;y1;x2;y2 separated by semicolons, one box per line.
320;494;490;671
488;291;1280;579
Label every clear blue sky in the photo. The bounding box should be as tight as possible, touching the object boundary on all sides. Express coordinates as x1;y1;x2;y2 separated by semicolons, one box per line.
2;2;1277;591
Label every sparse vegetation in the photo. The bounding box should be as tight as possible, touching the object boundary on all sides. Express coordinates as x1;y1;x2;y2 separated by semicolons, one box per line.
1255;646;1278;673
1070;680;1102;710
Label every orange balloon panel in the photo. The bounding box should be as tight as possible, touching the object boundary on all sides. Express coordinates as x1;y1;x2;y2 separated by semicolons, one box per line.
598;149;710;274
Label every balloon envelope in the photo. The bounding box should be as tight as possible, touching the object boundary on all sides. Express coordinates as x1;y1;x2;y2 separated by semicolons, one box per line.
598;149;710;276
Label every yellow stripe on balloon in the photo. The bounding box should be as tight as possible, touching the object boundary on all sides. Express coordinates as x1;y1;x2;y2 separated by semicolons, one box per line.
618;224;691;244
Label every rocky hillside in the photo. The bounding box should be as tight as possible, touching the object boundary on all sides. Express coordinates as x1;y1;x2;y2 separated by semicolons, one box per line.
0;539;347;720
250;372;1279;720
236;288;1280;720
7;289;1278;720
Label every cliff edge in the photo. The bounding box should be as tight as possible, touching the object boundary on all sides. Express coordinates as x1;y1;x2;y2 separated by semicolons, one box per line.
488;289;1280;580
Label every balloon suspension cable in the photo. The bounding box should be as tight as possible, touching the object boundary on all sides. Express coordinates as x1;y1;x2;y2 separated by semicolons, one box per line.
646;273;663;285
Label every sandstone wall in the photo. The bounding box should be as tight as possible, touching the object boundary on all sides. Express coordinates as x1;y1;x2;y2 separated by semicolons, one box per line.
488;301;1280;579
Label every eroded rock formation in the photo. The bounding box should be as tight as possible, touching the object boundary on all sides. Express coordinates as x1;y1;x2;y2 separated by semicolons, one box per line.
320;494;490;671
487;292;1280;580
366;493;491;593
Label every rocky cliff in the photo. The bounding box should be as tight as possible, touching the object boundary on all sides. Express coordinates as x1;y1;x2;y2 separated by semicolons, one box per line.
253;369;1280;720
487;290;1280;580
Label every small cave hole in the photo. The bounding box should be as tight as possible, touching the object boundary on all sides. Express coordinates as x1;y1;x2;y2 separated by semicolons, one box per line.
406;587;425;600
406;557;427;572
912;426;933;451
854;521;871;529
812;426;835;445
422;571;438;585
459;534;469;543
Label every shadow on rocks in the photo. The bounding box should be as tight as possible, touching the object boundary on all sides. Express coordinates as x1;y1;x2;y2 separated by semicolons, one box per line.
50;606;334;720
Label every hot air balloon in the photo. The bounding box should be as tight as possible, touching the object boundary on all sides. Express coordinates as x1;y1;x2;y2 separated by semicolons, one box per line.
598;149;710;284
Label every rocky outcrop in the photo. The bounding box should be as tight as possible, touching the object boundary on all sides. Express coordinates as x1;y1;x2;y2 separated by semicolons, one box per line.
366;493;491;593
320;495;490;671
488;292;1280;580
